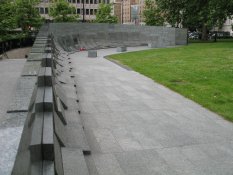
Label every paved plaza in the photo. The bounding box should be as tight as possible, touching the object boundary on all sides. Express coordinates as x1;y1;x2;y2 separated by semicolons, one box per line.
71;47;233;175
0;59;26;174
0;46;233;174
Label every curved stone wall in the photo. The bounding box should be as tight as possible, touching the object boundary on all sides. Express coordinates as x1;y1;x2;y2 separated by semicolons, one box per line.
49;23;187;52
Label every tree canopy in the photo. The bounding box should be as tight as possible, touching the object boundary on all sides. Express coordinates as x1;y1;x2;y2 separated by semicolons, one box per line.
143;0;164;26
155;0;233;40
0;0;17;34
0;0;42;42
49;0;78;22
15;0;43;31
95;3;118;23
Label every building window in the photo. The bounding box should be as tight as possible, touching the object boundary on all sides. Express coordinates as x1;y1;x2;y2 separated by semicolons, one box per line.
90;9;93;15
77;8;80;14
45;7;48;14
40;7;44;14
99;0;101;3
77;0;80;3
86;0;89;3
86;9;89;15
94;9;97;14
72;0;76;3
68;0;71;3
81;9;84;15
94;0;97;3
106;0;109;3
90;0;93;3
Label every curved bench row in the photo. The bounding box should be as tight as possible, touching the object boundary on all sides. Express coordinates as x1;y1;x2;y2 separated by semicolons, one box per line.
12;28;90;175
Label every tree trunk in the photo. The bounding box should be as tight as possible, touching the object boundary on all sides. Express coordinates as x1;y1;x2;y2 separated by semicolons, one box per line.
201;25;208;40
214;31;217;42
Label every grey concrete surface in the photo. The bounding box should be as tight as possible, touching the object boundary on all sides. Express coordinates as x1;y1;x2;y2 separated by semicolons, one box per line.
7;77;36;112
62;148;89;175
0;59;25;119
21;61;41;76
70;47;233;175
0;59;27;175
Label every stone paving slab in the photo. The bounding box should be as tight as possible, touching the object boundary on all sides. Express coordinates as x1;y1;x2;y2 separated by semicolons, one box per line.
34;40;48;44
62;148;89;175
0;112;27;129
31;47;45;53
21;61;41;76
70;46;233;175
0;125;26;175
7;77;37;113
0;112;27;175
28;53;46;61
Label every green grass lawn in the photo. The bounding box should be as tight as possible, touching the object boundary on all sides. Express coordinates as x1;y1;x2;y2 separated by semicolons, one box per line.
109;41;233;121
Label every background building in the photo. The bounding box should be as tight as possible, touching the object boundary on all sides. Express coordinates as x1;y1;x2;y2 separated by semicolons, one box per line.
37;0;146;24
137;0;145;24
36;0;51;20
118;0;144;25
113;0;122;23
212;17;233;36
219;18;233;36
37;0;112;21
122;0;135;24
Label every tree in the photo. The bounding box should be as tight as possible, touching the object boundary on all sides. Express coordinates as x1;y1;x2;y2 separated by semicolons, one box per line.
15;0;43;32
0;0;17;37
95;3;118;23
156;0;233;40
143;0;164;26
156;0;186;27
49;0;78;22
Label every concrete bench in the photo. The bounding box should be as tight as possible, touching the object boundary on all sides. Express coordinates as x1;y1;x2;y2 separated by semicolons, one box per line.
88;50;97;58
148;42;158;48
117;46;127;52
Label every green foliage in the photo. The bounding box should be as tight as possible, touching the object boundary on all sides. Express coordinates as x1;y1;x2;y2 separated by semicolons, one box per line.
49;0;78;22
0;0;17;35
109;41;233;121
0;0;42;42
15;0;43;31
95;3;118;23
155;0;233;40
143;0;164;26
0;33;28;42
155;0;185;27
